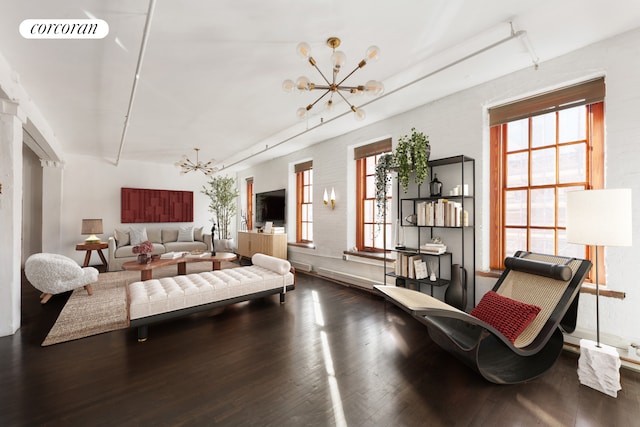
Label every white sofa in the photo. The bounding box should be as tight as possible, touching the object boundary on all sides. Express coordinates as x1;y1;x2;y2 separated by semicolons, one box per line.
128;253;295;341
108;225;212;271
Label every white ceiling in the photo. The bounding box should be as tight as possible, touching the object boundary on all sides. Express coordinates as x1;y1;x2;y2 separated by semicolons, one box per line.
1;0;639;173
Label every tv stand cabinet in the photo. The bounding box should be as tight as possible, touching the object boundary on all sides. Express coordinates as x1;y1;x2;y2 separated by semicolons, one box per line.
237;231;287;260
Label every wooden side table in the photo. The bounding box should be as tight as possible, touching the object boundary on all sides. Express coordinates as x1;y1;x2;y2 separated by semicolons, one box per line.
75;242;108;268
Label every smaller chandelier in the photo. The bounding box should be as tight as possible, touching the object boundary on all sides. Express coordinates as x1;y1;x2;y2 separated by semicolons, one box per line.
175;148;218;176
283;37;384;121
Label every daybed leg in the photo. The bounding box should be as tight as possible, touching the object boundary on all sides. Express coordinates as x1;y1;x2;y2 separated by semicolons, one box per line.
280;292;285;304
137;325;148;342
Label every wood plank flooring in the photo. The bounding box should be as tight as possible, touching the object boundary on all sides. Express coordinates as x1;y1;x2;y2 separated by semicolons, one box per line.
1;271;639;426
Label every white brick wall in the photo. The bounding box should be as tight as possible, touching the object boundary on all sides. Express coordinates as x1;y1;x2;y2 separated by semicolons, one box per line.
238;27;640;347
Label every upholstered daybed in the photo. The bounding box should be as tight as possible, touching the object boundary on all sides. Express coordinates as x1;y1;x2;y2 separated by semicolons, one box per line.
127;253;295;341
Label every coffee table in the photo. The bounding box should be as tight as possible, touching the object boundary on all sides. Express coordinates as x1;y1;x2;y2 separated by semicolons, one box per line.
122;252;237;281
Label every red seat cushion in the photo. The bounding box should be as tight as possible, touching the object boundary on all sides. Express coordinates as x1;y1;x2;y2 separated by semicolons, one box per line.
470;291;541;343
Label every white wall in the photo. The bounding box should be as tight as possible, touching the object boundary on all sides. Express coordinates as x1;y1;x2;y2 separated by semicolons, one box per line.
56;154;219;265
237;28;640;349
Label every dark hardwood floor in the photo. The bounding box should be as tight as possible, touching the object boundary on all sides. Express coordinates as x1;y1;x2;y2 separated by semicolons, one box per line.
2;271;639;426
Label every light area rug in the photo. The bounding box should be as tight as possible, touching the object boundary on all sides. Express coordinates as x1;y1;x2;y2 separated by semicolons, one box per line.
42;261;232;346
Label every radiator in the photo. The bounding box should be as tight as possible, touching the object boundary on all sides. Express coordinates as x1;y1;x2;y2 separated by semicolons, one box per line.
290;260;313;272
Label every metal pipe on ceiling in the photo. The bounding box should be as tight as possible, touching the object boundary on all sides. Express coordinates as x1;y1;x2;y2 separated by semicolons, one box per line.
115;0;156;166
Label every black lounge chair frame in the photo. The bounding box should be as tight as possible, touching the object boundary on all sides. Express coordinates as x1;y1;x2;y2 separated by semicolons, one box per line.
375;251;592;384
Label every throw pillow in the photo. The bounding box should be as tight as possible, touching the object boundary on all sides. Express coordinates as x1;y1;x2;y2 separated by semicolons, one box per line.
129;227;148;246
194;226;204;242
470;291;541;344
177;225;194;242
114;229;130;248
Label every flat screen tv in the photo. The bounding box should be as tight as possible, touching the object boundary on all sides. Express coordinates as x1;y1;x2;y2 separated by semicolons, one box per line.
255;189;286;226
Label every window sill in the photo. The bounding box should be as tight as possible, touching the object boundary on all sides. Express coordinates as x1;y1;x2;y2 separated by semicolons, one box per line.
288;242;315;249
476;270;626;300
343;250;395;263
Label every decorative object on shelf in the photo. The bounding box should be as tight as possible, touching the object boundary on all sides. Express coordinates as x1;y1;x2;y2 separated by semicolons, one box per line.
445;264;467;311
201;176;240;243
404;214;417;225
132;240;154;264
430;174;442;197
175;148;218;176
394;221;405;249
427;258;438;282
211;223;216;255
323;187;336;209
282;37;383;121
395;128;430;193
81;218;103;244
567;188;632;397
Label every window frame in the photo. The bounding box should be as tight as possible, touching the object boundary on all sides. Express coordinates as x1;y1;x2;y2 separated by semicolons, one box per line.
489;101;604;282
355;139;392;252
295;162;313;243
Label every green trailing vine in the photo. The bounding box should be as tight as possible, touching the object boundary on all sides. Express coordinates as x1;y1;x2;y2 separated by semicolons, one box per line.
375;153;394;218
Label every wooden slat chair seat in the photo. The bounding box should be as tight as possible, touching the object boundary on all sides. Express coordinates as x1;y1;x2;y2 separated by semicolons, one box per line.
375;251;592;384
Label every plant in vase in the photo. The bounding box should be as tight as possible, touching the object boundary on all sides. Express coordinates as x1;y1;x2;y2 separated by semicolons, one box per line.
395;127;430;193
201;175;240;252
132;240;154;264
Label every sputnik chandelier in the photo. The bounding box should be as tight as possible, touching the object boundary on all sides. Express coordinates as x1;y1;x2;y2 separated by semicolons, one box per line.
282;37;384;121
175;148;218;176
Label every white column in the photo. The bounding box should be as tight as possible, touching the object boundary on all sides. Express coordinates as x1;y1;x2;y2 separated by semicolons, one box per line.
0;99;26;336
40;159;64;254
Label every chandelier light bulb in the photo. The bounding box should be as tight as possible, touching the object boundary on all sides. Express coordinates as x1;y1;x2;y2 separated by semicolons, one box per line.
365;80;384;96
296;42;312;58
365;45;380;62
325;99;334;112
282;79;295;92
296;107;308;119
331;50;347;72
295;76;310;91
354;107;366;121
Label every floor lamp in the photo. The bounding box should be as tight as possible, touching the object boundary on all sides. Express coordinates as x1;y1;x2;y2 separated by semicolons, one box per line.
566;188;633;397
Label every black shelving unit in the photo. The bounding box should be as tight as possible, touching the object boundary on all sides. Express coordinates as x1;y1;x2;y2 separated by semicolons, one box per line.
384;155;476;311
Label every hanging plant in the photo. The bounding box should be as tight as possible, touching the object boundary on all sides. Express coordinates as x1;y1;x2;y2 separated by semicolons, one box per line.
375;153;395;218
395;127;430;193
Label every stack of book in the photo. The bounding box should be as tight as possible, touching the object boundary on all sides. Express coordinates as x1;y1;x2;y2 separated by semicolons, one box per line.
161;251;186;259
420;242;447;254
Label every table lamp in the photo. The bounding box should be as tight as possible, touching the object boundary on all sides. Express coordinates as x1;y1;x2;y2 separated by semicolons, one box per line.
566;188;632;397
81;218;103;244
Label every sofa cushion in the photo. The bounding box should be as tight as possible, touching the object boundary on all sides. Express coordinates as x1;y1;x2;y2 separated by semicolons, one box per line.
194;226;204;242
162;229;179;243
252;253;291;275
164;241;208;253
115;229;130;248
147;228;162;244
178;225;194;242
129;227;148;245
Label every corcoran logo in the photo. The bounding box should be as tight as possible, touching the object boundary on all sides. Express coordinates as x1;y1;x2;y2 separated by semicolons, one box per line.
19;19;109;39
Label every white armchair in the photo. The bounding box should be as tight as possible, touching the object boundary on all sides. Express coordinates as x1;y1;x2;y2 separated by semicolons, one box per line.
24;253;98;304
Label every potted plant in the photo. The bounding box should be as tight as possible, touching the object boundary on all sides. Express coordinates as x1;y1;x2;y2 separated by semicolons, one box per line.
375;128;431;208
201;175;240;252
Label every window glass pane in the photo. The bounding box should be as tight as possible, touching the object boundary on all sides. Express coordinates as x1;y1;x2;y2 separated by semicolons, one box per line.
506;152;529;188
301;225;308;241
558;230;586;259
559;106;586;142
532;112;556;148
366;175;376;199
364;199;374;222
530;228;555;254
308;169;313;185
303;186;309;203
557;185;584;228
505;228;527;257
384;224;393;249
531;148;556;186
505;190;527;226
307;204;313;222
364;224;374;247
307;226;313;242
506;119;528;151
559;143;586;184
301;204;308;221
366;155;376;174
530;188;555;227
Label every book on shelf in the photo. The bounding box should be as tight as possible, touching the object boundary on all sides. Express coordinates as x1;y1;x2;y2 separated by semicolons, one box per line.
414;198;468;227
419;243;447;255
414;259;428;280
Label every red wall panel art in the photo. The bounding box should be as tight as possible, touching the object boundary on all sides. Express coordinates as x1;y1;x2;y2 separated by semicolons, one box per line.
121;188;193;223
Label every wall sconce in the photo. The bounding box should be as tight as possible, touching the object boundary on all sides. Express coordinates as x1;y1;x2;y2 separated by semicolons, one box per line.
323;188;336;209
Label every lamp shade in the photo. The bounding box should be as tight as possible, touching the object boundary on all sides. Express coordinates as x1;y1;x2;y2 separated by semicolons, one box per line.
81;218;103;235
566;189;632;246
